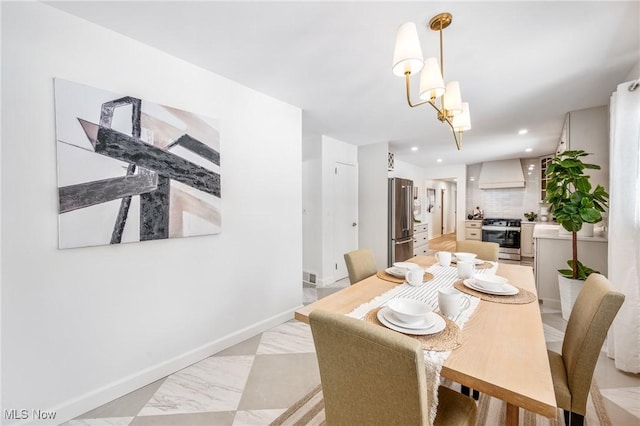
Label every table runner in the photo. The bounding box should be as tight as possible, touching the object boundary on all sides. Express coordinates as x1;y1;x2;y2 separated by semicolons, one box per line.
347;262;498;425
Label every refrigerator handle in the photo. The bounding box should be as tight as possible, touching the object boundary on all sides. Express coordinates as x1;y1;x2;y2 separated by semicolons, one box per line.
406;185;412;232
395;239;412;246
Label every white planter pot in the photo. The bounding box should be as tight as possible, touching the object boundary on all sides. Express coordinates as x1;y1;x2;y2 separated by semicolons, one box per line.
558;275;585;320
558;223;594;237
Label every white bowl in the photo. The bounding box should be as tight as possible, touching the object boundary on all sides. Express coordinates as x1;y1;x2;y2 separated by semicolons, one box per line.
474;274;508;290
454;252;478;262
393;262;422;275
387;298;431;325
393;262;421;270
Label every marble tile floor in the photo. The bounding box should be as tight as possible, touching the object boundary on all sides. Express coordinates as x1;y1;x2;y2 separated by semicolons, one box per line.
67;279;640;426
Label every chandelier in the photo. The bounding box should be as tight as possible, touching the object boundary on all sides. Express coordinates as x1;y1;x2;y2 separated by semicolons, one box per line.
392;13;471;150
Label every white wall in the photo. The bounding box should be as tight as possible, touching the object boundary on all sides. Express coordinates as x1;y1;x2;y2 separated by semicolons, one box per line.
302;132;322;283
358;142;388;269
624;61;639;81
1;3;302;423
568;106;609;192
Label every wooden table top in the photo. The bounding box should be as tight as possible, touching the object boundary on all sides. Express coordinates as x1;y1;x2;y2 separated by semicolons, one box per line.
295;255;557;419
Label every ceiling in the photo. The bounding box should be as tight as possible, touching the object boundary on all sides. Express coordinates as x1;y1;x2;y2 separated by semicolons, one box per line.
49;1;639;167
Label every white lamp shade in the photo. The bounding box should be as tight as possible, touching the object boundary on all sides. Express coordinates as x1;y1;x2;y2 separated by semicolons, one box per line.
443;81;463;115
392;22;424;77
452;102;471;131
419;57;445;100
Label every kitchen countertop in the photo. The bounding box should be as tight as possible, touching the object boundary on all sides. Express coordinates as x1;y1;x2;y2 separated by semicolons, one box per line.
533;223;608;242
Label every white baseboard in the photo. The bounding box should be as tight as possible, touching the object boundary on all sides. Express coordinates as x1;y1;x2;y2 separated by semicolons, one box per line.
29;308;299;426
314;276;335;287
541;298;561;310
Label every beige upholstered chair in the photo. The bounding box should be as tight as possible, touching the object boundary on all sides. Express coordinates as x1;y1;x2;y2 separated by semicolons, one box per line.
343;248;377;284
309;309;477;426
455;240;499;261
547;273;624;426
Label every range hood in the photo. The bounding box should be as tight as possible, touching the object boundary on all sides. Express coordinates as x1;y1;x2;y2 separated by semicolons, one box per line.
478;159;525;189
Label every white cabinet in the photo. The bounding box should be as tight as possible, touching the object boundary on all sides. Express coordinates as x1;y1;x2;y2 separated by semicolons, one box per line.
413;224;429;256
465;220;482;241
520;222;535;258
534;228;608;308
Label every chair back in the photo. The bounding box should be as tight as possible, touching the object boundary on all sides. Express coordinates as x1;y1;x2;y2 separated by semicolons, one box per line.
455;240;499;261
309;309;429;425
344;248;377;284
562;273;625;414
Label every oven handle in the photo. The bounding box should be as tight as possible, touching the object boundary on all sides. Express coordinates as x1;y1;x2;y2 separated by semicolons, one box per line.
482;226;521;231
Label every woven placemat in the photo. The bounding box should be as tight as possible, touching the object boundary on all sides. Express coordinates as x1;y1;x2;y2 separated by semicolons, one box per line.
376;270;434;284
365;307;461;351
450;261;493;269
453;280;537;304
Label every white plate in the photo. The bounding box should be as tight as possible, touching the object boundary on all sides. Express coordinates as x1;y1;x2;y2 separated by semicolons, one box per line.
377;307;446;335
382;308;436;330
385;267;406;278
463;278;519;295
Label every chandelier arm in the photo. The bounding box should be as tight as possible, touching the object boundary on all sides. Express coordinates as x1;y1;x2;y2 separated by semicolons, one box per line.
443;116;463;150
426;99;446;121
404;72;430;108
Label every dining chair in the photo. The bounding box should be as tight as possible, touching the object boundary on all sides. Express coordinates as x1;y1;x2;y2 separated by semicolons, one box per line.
547;273;624;426
343;248;377;284
455;240;499;261
309;309;477;426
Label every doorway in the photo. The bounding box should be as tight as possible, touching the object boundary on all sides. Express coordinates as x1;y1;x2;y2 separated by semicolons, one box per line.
333;162;358;280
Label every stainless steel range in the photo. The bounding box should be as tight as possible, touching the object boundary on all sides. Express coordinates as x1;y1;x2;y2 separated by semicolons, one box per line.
481;218;522;260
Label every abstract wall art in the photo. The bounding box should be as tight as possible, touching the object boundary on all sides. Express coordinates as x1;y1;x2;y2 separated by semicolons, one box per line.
54;79;221;249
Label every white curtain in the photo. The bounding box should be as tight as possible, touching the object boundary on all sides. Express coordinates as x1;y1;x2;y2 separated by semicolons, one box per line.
607;79;640;373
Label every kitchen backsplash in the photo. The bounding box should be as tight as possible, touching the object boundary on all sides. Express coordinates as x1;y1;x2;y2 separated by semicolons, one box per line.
466;159;541;219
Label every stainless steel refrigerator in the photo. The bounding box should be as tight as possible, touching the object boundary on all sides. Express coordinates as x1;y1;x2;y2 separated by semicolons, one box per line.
388;177;414;266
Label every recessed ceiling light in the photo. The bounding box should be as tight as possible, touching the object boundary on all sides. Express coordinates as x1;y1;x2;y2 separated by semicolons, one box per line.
469;176;475;181
411;146;418;151
436;158;443;163
519;129;528;135
528;171;532;175
525;147;533;152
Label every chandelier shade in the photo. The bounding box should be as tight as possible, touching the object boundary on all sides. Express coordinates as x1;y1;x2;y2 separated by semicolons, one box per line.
392;12;470;150
392;22;424;77
452;102;471;132
443;81;463;116
419;57;445;100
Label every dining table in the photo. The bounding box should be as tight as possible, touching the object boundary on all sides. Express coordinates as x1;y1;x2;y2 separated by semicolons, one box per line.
295;255;557;426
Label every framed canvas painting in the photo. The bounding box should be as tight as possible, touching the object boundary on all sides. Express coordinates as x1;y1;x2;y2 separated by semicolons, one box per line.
54;78;221;249
427;188;436;213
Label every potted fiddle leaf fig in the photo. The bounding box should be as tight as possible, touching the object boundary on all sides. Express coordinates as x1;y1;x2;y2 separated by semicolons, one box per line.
544;150;609;319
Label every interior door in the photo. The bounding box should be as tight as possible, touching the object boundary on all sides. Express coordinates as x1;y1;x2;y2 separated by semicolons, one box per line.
333;162;358;280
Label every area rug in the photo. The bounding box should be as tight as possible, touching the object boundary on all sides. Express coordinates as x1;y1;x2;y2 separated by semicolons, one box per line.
270;380;611;426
